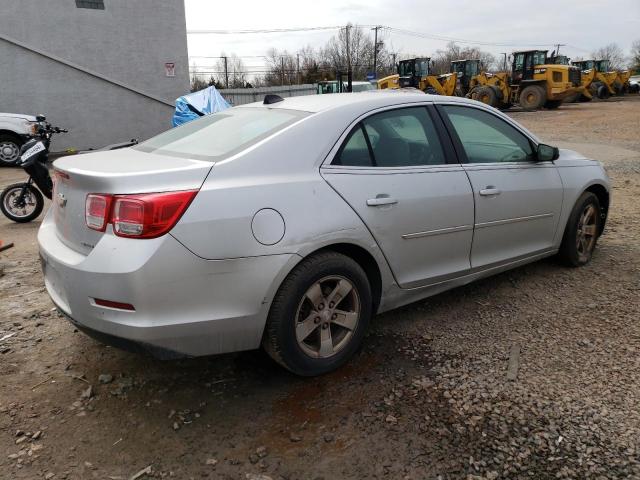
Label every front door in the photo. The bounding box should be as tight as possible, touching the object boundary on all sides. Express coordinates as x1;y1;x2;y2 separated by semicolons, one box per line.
439;104;563;269
322;106;475;288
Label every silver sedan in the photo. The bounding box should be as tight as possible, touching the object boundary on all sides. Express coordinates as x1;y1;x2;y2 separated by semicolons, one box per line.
39;92;610;375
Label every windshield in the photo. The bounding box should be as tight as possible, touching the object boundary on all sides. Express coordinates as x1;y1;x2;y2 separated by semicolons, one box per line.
533;51;547;66
466;61;479;76
134;107;307;161
596;60;610;72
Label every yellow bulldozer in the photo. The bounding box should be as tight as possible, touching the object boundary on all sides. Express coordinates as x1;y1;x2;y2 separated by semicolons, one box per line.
467;50;586;110
377;57;459;96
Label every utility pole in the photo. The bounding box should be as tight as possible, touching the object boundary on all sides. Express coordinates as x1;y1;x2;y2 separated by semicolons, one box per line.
281;56;285;86
345;24;352;92
297;53;300;85
555;43;566;55
371;25;382;79
223;56;229;88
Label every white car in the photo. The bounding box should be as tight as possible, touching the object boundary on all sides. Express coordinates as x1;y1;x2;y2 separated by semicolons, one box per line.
39;92;610;375
0;113;45;166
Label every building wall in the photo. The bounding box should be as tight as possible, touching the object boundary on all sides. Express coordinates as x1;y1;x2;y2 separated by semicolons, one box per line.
0;0;189;151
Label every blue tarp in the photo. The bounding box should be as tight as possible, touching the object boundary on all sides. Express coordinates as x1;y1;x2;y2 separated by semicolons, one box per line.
172;86;231;127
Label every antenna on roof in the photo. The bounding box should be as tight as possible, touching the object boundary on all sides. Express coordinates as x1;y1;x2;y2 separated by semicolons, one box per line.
263;94;284;105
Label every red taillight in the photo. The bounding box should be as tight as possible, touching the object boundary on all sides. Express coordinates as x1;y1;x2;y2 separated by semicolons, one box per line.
85;190;197;239
85;194;113;232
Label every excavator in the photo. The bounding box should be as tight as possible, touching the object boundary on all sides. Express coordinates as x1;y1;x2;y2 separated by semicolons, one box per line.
467;50;586;110
377;57;459;96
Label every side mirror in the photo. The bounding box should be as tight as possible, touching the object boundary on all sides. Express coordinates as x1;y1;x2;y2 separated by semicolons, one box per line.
36;114;46;122
537;143;559;162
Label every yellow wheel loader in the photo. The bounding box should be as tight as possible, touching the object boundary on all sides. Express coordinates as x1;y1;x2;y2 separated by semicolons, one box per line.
572;60;618;99
616;69;633;94
377;57;459;96
450;59;480;96
468;50;586;111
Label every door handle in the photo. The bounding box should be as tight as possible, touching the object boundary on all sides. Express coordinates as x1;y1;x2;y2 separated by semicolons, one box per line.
366;195;398;207
479;187;501;196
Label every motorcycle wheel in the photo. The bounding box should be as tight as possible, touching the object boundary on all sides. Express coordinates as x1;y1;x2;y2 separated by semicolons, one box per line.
0;183;44;223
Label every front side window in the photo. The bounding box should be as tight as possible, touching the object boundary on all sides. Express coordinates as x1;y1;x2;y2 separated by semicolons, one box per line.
333;107;446;167
134;107;307;161
442;106;534;163
416;60;430;77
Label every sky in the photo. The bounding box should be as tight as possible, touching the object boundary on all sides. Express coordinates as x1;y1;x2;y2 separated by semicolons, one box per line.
184;0;640;78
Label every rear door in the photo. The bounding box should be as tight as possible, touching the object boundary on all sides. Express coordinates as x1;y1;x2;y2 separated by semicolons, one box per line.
321;105;474;289
438;104;563;269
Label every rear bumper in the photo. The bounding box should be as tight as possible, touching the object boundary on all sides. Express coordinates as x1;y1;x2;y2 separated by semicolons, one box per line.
38;209;298;357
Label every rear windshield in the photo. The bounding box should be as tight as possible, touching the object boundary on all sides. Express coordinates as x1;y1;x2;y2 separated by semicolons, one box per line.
134;107;307;161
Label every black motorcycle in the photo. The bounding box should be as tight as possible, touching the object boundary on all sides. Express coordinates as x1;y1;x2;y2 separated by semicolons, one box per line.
0;119;66;222
0;119;138;223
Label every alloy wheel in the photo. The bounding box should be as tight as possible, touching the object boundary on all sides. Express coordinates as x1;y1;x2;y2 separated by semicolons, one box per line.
576;204;598;262
295;275;361;359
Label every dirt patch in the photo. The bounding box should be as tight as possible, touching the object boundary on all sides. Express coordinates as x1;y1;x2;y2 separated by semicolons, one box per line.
1;97;639;479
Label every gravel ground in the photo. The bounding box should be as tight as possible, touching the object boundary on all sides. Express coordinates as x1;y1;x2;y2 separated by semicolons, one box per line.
0;97;639;480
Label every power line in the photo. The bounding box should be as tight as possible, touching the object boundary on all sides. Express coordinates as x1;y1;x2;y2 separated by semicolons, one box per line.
187;23;571;49
384;26;559;48
187;26;343;34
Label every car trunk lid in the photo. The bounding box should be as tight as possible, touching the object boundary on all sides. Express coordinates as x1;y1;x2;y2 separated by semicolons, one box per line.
52;148;212;255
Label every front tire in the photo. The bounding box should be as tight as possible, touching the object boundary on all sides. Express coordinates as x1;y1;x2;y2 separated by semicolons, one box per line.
0;183;44;223
519;85;546;110
558;192;602;267
263;251;372;376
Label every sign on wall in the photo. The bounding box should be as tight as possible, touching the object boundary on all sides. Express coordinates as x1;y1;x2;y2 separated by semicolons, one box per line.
165;63;176;77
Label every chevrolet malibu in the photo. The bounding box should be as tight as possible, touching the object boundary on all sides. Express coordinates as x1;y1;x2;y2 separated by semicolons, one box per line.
39;92;610;376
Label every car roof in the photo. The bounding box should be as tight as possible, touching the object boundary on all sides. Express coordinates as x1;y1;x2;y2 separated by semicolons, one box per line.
237;91;473;114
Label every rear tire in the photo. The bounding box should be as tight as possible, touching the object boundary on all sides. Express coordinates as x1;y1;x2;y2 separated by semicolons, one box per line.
519;85;546;110
558;192;602;267
544;99;563;109
0;134;22;167
0;183;44;223
596;84;610;99
263;251;372;376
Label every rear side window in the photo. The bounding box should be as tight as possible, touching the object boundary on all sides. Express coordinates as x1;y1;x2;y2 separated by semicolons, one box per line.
442;105;534;163
135;108;307;161
333;107;446;167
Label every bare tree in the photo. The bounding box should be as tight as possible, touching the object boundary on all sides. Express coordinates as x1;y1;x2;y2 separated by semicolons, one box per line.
430;42;496;74
215;53;249;88
591;43;626;70
322;23;376;80
262;48;298;86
